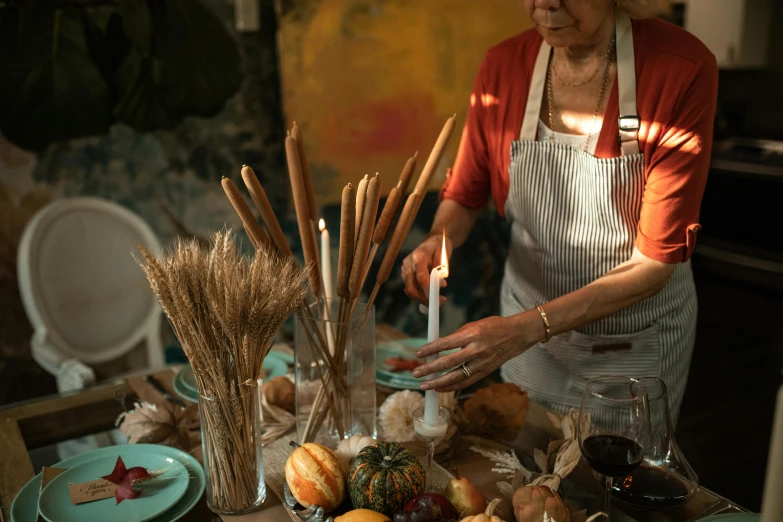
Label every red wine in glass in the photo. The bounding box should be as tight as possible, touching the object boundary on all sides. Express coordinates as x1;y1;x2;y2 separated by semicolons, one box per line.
578;376;651;521
581;434;644;477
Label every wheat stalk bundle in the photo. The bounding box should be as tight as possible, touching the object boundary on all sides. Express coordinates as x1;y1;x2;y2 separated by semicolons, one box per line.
137;230;307;512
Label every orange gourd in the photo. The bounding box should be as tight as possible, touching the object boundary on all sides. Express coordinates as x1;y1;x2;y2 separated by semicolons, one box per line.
334;509;391;521
285;442;346;512
460;498;507;522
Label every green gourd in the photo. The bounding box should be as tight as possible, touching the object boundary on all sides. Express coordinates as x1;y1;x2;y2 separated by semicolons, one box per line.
348;441;425;517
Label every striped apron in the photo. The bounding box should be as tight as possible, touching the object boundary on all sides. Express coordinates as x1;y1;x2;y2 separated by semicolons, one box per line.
499;10;697;424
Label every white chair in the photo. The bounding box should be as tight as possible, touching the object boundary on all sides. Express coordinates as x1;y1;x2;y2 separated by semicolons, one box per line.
17;197;165;393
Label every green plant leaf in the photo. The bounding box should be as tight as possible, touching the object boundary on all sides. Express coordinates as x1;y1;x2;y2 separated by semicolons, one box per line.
113;0;242;131
118;0;151;56
0;7;111;151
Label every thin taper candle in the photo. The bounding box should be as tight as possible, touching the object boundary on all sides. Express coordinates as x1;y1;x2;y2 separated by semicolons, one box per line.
424;266;442;425
423;231;449;426
319;219;333;301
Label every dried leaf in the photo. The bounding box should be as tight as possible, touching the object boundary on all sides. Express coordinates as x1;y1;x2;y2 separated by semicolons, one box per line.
497;481;515;503
460;383;529;443
102;456;128;484
117;401;201;455
534;448;549;474
511;469;529;490
552;439;581;478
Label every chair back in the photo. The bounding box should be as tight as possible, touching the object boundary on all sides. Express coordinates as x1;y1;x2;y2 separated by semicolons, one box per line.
17;197;164;367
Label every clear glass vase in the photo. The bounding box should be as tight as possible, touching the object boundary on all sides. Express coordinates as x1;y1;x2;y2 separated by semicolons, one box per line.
294;298;376;447
612;377;699;510
198;387;266;515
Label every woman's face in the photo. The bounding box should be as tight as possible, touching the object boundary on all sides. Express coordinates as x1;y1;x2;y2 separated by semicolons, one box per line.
523;0;615;48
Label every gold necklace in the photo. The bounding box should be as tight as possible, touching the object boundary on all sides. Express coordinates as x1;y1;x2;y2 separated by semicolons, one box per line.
547;39;615;153
552;37;615;88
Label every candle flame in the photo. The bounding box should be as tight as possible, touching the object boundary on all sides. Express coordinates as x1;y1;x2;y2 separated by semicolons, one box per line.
439;229;449;278
318;218;325;232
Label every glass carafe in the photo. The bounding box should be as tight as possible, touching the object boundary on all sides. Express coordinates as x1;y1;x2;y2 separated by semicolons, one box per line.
611;377;699;510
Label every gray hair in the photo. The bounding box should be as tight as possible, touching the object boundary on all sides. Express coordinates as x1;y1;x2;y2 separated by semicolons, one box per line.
619;0;661;19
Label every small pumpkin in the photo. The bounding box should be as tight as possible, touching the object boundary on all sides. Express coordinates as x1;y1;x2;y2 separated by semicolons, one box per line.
512;485;570;522
460;498;506;522
349;441;425;517
335;433;376;474
262;376;296;412
334;508;391;522
285;442;346;512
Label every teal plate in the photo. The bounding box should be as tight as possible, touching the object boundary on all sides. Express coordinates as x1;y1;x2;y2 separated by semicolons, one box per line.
268;348;294;365
39;453;188;522
177;354;288;396
11;444;204;522
376;338;458;382
263;354;288;379
172;371;197;404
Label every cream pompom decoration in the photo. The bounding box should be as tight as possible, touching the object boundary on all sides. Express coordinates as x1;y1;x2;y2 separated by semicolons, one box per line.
378;390;424;442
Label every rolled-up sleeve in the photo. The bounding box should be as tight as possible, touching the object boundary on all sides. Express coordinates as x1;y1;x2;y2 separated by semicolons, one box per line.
636;53;718;264
440;58;492;210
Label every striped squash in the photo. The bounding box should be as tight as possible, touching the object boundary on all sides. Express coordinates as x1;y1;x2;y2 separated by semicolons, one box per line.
285;442;346;512
348;441;425;517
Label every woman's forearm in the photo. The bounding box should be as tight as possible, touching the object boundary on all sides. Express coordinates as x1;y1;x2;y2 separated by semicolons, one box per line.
520;248;677;341
428;199;480;249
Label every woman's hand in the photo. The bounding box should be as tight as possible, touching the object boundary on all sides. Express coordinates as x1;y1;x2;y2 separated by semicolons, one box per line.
412;312;543;392
401;234;452;306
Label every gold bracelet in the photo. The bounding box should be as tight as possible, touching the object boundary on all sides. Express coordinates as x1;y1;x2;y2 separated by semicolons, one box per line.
536;305;551;343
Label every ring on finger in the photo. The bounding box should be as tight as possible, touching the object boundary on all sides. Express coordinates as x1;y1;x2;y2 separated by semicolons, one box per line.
458;362;473;380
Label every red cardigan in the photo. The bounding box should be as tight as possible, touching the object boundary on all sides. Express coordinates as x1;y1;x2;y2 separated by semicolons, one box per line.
440;17;718;264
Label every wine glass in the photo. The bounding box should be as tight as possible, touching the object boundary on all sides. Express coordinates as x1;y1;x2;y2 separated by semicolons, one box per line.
611;377;699;510
578;376;651;520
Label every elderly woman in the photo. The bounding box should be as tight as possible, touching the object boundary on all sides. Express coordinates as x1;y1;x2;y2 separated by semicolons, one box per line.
403;0;717;421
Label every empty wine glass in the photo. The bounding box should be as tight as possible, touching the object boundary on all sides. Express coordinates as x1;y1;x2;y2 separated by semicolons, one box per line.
578;376;651;520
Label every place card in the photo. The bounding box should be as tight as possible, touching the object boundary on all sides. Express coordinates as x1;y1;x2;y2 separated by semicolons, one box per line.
68;479;117;504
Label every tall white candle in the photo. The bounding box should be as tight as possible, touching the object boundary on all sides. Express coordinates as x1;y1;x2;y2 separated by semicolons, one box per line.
319;219;333;301
761;384;783;522
319;219;335;355
424;267;442;425
423;232;449;426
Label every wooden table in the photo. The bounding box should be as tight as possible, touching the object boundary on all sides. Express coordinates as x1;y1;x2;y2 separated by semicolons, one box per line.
0;325;747;522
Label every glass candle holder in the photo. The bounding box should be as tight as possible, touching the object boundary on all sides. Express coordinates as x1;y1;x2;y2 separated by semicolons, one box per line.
294;298;376;447
413;406;450;492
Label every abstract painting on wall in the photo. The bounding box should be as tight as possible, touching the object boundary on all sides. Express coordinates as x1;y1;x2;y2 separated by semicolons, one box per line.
276;0;533;204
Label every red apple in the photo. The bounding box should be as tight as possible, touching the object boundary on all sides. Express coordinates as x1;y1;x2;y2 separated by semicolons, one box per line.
404;493;460;520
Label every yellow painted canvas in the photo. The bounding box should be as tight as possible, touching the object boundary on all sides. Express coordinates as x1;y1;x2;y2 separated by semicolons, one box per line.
277;0;534;204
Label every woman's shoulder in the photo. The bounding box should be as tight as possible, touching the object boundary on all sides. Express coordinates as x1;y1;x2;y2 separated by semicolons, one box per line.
632;17;715;67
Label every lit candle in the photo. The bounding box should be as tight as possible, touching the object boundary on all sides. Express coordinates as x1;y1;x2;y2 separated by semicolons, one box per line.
319;219;333;301
319;218;336;355
761;384;783;522
423;231;449;426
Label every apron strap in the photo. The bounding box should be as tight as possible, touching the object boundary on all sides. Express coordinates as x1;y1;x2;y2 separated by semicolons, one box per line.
519;7;640;156
615;8;640;156
519;41;552;141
